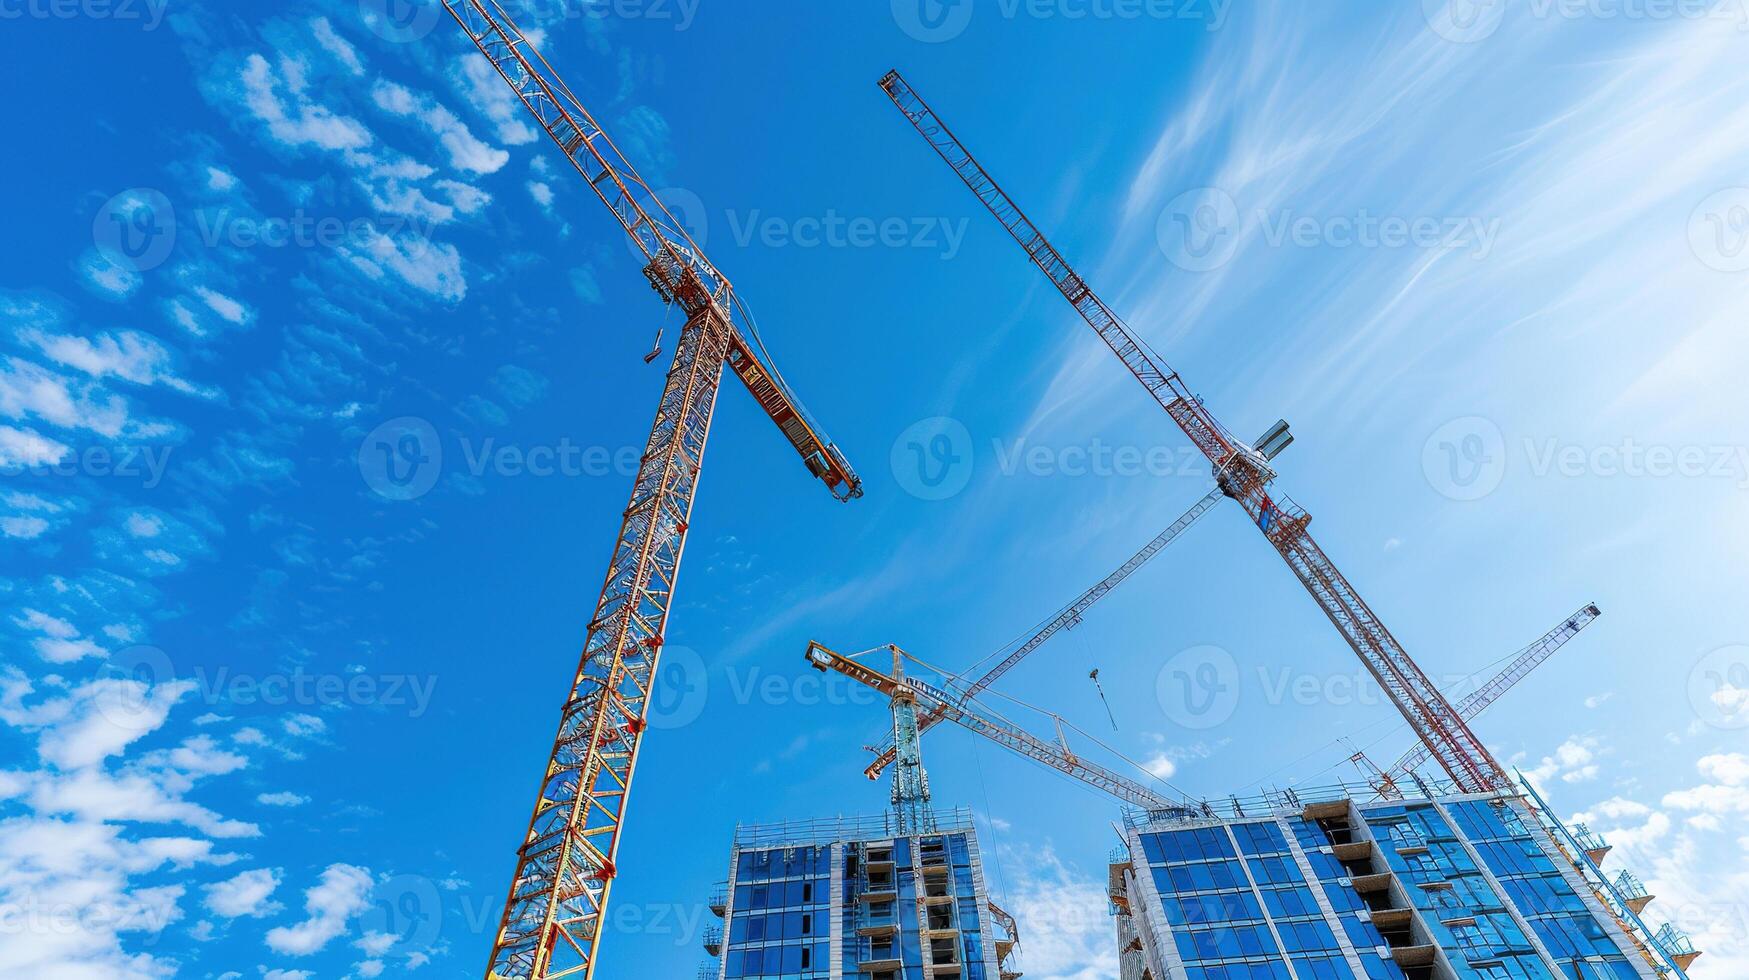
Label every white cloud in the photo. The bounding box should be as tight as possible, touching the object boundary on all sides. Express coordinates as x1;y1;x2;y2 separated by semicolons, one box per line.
1526;735;1602;785
1141;753;1177;781
309;16;364;77
455;54;538;146
264;864;374;955
1;515;49;539
0;425;69;468
372;80;509;175
22;328;209;397
994;846;1113;980
0;671;196;768
1698;753;1749;786
239;53;372;152
193;286;251;326
77;249;142;299
257;791;309;808
527;180;554;209
0;356;170;440
204;868;284;919
126;512;165;538
282;714;326;738
12;609;105;664
340;232;467;302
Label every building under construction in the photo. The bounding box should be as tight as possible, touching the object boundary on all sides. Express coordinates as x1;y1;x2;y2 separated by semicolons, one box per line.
428;5;1707;977
701;808;1019;980
1109;780;1696;980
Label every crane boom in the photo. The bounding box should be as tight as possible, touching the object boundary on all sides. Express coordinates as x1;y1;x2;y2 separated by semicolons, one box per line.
879;69;1508;795
445;0;861;500
441;5;862;978
809;643;1193;814
1391;603;1601;776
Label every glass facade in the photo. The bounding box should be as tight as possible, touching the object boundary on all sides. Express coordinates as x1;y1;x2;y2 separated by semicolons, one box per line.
710;813;1003;980
1113;792;1659;980
726;844;833;979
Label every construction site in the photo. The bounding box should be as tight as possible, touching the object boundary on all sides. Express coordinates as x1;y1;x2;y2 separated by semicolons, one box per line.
424;4;1708;980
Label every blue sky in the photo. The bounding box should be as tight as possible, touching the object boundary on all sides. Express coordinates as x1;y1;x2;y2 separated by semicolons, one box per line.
2;0;1748;977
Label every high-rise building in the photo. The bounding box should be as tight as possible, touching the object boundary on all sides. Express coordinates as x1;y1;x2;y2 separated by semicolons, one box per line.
702;808;1020;980
1108;779;1692;980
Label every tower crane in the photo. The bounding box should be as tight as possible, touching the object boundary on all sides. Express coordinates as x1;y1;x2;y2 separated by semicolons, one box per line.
862;421;1293;779
808;642;1198;817
1389;603;1600;777
880;70;1507;795
439;5;863;978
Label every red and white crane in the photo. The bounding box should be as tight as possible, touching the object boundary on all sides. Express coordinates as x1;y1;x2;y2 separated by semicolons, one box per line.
880;70;1507;796
440;5;862;978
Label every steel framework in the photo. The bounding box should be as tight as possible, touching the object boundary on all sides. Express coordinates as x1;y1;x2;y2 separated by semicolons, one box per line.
440;5;862;978
1390;603;1600;776
880;69;1507;795
809;643;1194;814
